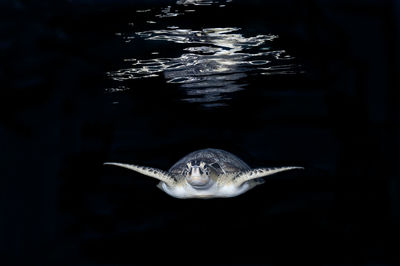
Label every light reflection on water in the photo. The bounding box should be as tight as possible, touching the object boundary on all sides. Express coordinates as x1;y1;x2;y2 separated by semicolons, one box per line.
176;0;230;6
107;1;299;108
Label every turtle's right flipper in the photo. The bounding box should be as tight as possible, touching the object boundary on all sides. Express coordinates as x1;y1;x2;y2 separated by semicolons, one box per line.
233;166;303;186
104;162;176;187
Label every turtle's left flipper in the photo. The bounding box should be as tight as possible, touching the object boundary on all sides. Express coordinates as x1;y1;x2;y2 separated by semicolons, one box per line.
233;166;303;186
104;162;176;187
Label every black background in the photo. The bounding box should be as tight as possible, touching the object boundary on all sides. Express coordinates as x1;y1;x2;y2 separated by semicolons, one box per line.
1;0;399;264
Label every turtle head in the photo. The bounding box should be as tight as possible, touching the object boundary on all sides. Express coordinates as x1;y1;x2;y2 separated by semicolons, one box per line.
184;161;212;188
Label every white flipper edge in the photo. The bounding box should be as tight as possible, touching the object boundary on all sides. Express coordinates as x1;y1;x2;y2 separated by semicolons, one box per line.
233;166;304;186
104;162;176;187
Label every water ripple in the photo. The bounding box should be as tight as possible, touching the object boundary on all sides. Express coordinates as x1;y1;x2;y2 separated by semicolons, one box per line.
176;0;227;6
107;1;300;108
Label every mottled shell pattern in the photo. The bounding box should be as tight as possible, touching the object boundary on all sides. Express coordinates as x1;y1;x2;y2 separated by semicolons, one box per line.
169;148;250;176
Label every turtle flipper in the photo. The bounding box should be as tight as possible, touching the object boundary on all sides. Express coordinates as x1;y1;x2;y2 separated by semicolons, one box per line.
104;162;176;187
233;166;303;186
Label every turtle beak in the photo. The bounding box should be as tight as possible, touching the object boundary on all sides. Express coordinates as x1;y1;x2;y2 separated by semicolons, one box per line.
186;166;210;187
190;167;202;177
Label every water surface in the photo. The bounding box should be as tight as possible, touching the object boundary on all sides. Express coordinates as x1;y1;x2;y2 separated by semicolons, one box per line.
107;0;300;107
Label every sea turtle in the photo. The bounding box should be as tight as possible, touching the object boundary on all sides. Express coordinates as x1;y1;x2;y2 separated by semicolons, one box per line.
104;148;303;199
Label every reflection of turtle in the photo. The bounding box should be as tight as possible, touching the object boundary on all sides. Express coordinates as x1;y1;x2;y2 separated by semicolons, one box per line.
104;148;303;199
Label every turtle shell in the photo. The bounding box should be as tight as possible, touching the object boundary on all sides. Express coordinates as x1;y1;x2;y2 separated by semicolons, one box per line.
169;148;251;176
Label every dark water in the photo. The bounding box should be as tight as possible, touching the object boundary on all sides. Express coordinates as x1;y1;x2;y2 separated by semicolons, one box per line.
1;0;399;264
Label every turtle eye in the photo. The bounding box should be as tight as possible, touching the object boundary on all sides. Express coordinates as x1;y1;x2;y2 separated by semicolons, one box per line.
203;167;209;175
183;169;190;176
